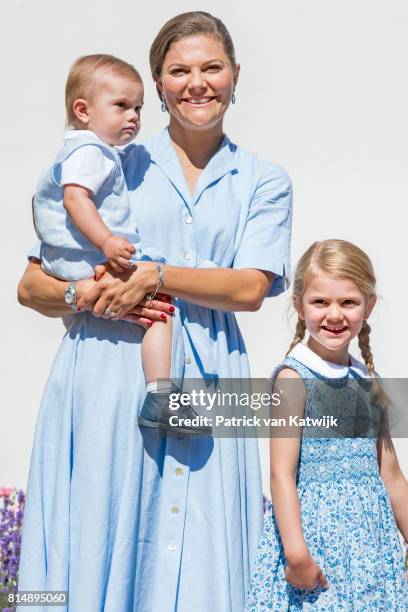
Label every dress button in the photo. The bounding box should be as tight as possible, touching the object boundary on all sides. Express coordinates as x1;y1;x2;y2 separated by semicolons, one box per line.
168;544;177;551
184;253;191;260
171;505;180;514
186;216;193;224
175;467;184;476
185;356;192;364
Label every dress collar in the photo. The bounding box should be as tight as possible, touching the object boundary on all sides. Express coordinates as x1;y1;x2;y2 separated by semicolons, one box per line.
145;127;238;208
288;343;369;379
63;129;129;155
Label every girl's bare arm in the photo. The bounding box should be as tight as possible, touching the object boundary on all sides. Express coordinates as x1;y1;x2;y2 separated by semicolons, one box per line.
379;435;408;542
270;368;329;590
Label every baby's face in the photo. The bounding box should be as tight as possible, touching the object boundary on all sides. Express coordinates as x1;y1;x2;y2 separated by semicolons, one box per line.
86;75;144;146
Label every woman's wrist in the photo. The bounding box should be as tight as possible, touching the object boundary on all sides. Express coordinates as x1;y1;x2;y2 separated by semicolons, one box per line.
132;261;162;296
145;263;166;303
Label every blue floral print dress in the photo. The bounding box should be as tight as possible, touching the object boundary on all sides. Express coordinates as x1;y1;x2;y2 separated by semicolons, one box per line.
245;343;408;611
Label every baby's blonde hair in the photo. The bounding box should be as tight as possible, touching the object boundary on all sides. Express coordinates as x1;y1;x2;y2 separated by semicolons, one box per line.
287;239;389;411
65;54;142;127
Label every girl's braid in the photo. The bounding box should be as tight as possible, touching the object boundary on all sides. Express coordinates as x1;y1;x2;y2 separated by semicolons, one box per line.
358;320;389;411
286;318;306;357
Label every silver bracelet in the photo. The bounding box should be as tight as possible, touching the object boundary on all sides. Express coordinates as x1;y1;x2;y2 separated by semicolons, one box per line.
146;264;165;306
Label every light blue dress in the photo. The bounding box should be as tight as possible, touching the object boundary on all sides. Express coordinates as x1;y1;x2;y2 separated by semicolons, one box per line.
17;128;292;612
245;343;408;611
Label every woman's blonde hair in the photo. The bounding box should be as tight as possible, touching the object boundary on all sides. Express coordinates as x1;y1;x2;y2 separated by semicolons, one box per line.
287;239;389;410
65;54;142;127
149;11;236;100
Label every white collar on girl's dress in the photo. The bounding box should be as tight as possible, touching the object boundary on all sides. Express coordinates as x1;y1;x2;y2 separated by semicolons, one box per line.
288;343;369;378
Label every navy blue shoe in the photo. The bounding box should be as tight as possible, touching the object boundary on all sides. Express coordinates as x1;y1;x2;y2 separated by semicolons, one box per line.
138;392;212;436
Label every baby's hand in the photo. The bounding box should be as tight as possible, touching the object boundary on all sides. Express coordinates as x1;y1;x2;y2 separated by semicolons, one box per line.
285;553;329;591
101;235;136;272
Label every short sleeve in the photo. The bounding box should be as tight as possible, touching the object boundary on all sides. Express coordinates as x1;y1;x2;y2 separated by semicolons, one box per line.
60;145;115;194
232;161;292;297
26;241;42;261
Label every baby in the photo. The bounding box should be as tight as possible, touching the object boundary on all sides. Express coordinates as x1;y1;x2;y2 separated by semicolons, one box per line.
33;54;211;436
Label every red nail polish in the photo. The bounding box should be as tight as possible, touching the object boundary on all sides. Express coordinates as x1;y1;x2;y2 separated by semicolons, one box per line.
168;305;175;313
147;320;153;327
161;313;167;320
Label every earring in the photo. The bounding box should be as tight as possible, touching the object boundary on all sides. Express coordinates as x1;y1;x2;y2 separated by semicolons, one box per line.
161;101;168;113
231;92;236;104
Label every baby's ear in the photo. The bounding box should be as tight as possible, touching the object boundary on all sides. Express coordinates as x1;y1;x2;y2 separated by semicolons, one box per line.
72;98;91;125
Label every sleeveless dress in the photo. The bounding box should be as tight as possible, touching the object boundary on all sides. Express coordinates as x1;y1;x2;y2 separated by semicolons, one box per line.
245;343;408;611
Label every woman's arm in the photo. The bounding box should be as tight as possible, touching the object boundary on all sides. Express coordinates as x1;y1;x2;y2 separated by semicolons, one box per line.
17;260;72;317
162;265;274;311
270;369;328;590
77;261;275;318
379;435;408;542
17;260;175;326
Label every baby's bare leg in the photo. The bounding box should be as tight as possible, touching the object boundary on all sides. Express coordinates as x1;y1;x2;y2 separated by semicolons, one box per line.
141;317;172;383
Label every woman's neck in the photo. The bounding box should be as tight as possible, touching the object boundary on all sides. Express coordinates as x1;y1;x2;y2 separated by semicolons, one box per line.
168;119;225;168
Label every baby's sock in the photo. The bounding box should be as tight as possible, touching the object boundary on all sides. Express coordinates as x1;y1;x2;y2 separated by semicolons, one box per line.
146;381;175;394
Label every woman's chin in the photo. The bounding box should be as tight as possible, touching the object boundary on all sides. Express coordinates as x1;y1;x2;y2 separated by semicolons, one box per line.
175;108;224;130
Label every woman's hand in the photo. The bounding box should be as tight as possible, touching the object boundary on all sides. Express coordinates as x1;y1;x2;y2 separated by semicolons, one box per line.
77;263;174;329
285;552;329;591
122;293;174;329
77;261;159;318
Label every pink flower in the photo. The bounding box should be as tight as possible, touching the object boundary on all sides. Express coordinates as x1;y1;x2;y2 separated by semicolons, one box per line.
0;487;13;497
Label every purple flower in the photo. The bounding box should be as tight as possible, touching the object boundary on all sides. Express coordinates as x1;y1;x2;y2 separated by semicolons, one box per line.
0;488;25;595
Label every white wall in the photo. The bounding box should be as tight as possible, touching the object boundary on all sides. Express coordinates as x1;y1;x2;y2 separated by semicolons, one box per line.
2;0;407;493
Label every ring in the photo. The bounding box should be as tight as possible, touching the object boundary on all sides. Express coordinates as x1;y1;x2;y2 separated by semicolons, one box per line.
104;308;117;319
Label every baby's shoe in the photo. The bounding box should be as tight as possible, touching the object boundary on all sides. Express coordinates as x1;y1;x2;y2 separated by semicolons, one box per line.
138;391;212;436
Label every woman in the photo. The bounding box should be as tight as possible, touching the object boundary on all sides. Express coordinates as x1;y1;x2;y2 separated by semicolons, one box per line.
17;12;292;612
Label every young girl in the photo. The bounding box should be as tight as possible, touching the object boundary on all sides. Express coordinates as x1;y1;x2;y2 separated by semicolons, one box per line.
246;239;408;609
33;54;210;435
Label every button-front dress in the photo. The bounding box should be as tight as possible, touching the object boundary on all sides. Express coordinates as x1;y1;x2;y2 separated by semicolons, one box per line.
17;128;292;612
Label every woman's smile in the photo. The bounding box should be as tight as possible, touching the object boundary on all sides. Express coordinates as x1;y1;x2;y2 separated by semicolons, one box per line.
181;96;217;106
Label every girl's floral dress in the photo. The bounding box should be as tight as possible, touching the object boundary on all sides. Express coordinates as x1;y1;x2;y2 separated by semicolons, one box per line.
246;343;408;610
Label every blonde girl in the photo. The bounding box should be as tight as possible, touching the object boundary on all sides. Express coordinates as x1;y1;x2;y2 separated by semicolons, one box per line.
246;239;408;610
